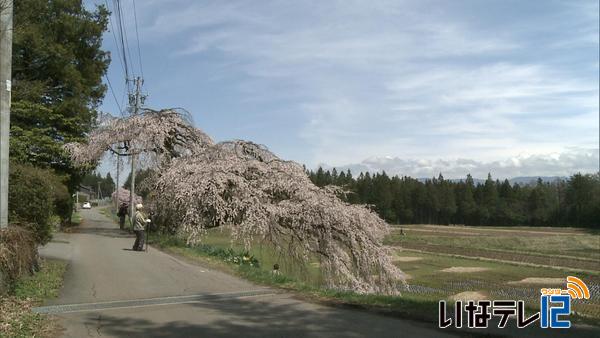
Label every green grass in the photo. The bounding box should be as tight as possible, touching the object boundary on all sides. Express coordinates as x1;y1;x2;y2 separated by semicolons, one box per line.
393;250;596;286
150;233;440;323
386;225;600;322
14;260;66;300
390;225;600;260
199;228;324;285
107;202;599;326
99;206;137;230
70;210;83;226
0;259;67;337
99;206;118;222
154;226;600;324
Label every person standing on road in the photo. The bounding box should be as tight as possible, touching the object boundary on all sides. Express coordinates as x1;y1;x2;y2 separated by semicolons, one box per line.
133;203;150;251
117;203;128;230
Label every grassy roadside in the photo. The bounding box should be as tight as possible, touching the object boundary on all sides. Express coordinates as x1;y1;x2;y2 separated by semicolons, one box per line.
98;206;598;327
149;233;441;323
70;211;82;226
150;234;600;329
99;207;119;223
0;259;67;337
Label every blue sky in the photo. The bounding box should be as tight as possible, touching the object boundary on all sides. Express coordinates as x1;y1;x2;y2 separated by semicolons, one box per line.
91;0;599;178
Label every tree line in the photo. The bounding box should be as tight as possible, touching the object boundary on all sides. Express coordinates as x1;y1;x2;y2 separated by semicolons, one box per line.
81;172;115;199
308;168;600;228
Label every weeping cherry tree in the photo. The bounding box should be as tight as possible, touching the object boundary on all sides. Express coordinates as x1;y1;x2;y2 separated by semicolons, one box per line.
65;108;405;294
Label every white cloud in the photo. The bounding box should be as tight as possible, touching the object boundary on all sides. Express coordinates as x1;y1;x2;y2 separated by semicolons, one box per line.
323;148;599;179
97;0;599;174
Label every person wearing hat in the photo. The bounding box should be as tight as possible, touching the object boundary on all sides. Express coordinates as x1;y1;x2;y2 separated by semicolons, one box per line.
133;203;150;251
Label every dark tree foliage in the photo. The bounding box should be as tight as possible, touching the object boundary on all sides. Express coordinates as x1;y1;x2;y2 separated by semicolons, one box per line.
308;169;600;228
10;0;110;191
122;169;154;199
81;172;115;199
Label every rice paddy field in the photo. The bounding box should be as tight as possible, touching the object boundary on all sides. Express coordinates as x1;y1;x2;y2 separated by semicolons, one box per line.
201;224;600;322
388;225;600;321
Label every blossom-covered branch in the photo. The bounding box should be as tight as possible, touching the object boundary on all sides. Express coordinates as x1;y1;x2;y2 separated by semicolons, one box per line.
65;108;213;166
65;109;405;294
112;187;142;206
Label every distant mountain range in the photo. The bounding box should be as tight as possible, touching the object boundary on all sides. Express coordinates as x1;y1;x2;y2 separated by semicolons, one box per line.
431;176;566;185
317;149;598;182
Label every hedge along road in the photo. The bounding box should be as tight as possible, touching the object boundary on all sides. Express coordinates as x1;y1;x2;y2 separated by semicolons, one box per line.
37;208;453;338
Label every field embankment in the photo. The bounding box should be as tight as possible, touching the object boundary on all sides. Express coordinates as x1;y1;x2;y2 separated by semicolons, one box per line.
386;224;600;322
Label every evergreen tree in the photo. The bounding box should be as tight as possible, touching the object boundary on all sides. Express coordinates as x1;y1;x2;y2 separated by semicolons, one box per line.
331;168;339;184
526;180;545;225
338;170;347;185
308;168;597;228
314;167;325;187
324;170;332;186
437;174;456;224
10;0;110;202
458;174;478;225
565;173;599;226
101;172;115;196
480;173;499;224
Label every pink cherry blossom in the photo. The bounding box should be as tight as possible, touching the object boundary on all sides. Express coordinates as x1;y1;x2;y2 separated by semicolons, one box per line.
66;109;405;294
112;187;142;206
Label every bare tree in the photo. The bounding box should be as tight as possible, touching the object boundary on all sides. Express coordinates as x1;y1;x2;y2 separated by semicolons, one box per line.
66;108;405;294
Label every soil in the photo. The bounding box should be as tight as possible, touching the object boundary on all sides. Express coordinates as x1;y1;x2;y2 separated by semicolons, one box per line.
451;291;488;301
394;256;423;262
398;242;600;272
507;277;565;285
441;266;490;273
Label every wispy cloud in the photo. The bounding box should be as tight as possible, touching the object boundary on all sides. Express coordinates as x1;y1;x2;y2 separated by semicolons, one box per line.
95;0;599;177
324;148;599;179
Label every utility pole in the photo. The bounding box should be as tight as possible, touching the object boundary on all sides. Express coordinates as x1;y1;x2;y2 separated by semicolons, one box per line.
115;153;120;210
129;77;143;225
0;0;13;229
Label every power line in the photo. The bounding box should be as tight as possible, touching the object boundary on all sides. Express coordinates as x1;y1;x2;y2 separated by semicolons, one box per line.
103;0;146;114
103;1;147;234
132;0;144;79
102;0;130;116
113;0;131;86
119;2;136;83
103;0;126;77
104;74;123;114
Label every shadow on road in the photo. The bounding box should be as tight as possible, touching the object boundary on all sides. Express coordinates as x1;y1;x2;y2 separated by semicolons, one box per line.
68;227;134;239
80;293;600;338
80;295;444;338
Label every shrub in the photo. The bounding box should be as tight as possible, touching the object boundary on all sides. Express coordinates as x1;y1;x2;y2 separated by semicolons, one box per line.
45;172;71;224
193;244;260;267
8;162;67;244
0;226;38;293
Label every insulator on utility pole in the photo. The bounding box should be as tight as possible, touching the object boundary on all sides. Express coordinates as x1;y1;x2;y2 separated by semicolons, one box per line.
0;0;13;229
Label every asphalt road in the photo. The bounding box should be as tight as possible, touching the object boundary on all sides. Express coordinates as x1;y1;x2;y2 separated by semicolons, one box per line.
38;208;454;338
